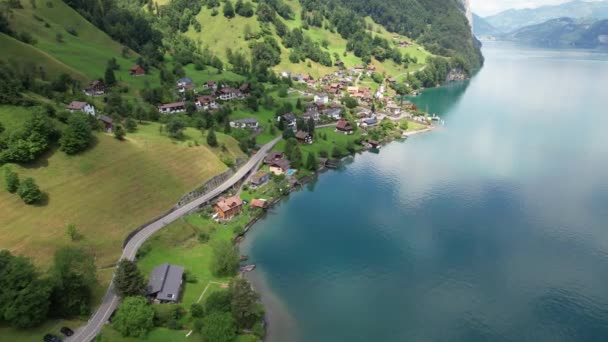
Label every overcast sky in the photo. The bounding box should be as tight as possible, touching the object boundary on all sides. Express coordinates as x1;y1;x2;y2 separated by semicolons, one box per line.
471;0;576;16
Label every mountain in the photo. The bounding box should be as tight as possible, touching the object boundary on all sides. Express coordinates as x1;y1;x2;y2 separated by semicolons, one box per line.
504;17;608;48
486;0;608;33
473;13;499;36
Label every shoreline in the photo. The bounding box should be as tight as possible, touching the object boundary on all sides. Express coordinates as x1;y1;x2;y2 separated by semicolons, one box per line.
237;125;435;341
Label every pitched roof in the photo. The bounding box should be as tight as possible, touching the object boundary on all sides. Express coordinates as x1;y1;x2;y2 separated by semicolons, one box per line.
295;131;311;140
251;171;268;183
232;118;258;125
67;101;88;110
146;263;184;302
197;96;214;104
98;115;113;124
251;199;267;208
159;101;186;110
270;159;291;171
282;113;296;122
215;196;243;212
178;77;193;85
336;119;353;130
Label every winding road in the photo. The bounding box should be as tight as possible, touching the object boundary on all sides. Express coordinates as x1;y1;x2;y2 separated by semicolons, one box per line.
68;136;282;342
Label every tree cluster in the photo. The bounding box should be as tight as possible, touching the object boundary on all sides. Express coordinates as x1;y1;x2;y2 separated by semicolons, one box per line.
0;247;97;329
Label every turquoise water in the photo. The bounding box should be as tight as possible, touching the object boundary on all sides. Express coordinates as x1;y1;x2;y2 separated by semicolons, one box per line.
241;42;608;342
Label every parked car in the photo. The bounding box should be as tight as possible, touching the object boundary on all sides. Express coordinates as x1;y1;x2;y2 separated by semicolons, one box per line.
60;327;74;336
43;334;62;342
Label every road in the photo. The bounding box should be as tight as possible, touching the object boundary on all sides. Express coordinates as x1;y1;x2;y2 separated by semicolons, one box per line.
68;136;282;342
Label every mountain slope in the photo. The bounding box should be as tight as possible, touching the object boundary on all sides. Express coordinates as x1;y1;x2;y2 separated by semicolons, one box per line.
473;13;500;36
505;17;608;48
486;0;608;33
1;0;158;90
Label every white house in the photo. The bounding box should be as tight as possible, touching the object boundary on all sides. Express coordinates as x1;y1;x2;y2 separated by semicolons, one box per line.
196;96;217;110
325;107;342;120
176;77;194;94
158;101;186;114
314;93;329;104
386;103;402;116
217;88;243;101
230;118;259;129
66;101;95;116
278;113;297;130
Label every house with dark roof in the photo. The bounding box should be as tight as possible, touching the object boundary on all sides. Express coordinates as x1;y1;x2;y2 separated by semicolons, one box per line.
325;107;342;120
196;96;217;110
303;108;320;122
217;88;243;101
67;101;95;116
264;151;284;165
269;159;291;176
336;119;354;134
146;263;184;303
158;101;186;114
250;171;270;188
97;115;113;133
177;77;195;94
278;113;297;130
230;118;259;129
84;80;106;96
203;80;217;91
129;65;145;76
214;196;243;220
295;130;313;144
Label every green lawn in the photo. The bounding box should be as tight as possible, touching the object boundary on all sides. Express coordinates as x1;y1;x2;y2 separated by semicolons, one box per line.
0;115;243;269
275;126;364;157
98;327;199;342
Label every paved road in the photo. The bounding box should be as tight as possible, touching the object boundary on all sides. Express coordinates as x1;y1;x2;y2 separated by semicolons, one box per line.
69;136;282;342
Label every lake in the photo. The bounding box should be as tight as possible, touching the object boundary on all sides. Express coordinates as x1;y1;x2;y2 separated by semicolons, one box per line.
241;42;608;342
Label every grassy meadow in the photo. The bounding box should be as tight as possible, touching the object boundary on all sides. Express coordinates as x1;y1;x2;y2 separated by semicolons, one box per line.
0;107;244;271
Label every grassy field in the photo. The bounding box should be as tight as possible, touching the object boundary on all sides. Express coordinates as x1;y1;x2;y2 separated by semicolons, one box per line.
274;126;364;157
4;0;160;93
0;108;244;270
99;202;264;341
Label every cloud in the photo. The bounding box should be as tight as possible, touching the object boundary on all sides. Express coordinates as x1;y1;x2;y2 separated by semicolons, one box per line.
471;0;575;16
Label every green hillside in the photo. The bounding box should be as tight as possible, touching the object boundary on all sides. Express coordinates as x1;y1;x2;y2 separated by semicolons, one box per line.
2;0;159;90
0;32;87;80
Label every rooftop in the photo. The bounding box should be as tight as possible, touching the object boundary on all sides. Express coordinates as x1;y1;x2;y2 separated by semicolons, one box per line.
147;263;184;302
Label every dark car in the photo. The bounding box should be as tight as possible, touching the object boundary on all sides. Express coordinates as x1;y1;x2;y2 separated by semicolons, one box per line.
43;334;62;342
60;327;74;337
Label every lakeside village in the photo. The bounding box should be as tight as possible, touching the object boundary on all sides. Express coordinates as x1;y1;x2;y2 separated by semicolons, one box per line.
60;64;435;341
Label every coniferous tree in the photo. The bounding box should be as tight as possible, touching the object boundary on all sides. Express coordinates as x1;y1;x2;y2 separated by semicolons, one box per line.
223;0;235;18
114;260;145;297
306;152;318;171
105;65;116;87
207;128;218;147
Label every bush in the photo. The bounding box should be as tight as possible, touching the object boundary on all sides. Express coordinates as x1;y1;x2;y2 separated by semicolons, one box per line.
113;297;155;337
4;168;19;193
198;231;210;243
18;177;42;204
190;303;205;318
66;27;78;36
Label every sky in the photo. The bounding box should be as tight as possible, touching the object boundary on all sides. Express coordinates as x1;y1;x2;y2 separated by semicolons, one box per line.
471;0;577;16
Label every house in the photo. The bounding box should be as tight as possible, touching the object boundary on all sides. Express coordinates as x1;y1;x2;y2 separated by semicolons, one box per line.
279;113;297;129
295;130;313;144
214;196;243;220
129;65;145;76
217;88;243;101
176;77;194;94
84;80;106;96
367;140;381;148
347;86;358;95
202;80;217;91
239;83;250;94
336;119;354;134
146;263;184;303
250;171;270;188
302;74;313;82
269;159;291;175
325;107;342;120
196;96;217;110
314;93;329;105
250;199;268;209
97;115;113;133
264;151;284;165
386;103;401;116
303;108;320;122
334;61;344;68
363;117;379;127
66;101;95;116
230;118;259;129
158;101;186;114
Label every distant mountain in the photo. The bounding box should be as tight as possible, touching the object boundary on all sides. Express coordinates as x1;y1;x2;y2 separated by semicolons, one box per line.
486;0;608;33
473;13;499;36
504;17;608;48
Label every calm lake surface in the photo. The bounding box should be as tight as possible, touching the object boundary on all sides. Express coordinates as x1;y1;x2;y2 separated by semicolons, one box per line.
241;42;608;342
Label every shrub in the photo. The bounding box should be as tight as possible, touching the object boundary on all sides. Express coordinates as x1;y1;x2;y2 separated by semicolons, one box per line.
4;168;19;193
18;177;42;204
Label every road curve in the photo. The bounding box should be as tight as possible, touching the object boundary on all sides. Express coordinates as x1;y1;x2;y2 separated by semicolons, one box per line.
69;136;282;342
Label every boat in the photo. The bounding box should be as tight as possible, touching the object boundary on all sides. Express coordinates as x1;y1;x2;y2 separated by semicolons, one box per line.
240;255;249;261
240;264;256;273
